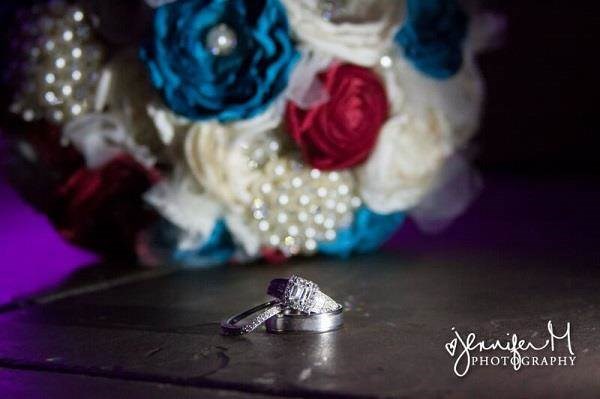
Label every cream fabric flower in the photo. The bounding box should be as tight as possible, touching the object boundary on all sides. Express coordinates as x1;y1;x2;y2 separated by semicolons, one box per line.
183;109;282;213
145;97;284;257
357;110;452;214
363;40;484;215
282;0;403;67
381;51;484;148
184;122;255;214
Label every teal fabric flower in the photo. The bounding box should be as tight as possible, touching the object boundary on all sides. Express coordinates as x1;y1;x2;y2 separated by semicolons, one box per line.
173;220;235;267
395;0;468;79
142;0;298;122
142;219;234;268
318;207;405;258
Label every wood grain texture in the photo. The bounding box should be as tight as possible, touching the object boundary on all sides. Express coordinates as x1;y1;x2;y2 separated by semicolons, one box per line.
0;253;599;398
0;368;280;399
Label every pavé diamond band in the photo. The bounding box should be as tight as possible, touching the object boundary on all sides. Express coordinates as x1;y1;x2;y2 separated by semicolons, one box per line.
221;300;284;336
267;275;340;314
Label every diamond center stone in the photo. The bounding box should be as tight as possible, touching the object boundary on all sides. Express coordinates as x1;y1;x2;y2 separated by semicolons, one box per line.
284;276;320;312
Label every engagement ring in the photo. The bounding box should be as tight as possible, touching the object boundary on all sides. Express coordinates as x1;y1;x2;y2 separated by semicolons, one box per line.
267;275;340;314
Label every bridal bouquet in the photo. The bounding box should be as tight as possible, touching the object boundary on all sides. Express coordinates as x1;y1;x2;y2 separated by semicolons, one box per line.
0;0;486;266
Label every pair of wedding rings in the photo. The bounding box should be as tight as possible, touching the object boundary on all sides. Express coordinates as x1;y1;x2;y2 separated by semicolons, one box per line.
221;275;343;335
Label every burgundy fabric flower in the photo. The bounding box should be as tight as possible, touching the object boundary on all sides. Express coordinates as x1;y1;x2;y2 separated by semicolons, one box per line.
52;154;160;257
285;63;389;170
1;121;84;214
2;120;160;258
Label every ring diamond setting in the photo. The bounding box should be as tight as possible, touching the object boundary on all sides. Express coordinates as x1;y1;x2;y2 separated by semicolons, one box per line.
284;275;320;313
270;275;341;314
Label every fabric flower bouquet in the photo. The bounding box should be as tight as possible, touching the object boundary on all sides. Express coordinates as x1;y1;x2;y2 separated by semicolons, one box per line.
0;0;485;267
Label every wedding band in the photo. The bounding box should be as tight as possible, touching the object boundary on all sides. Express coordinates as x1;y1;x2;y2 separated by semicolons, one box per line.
220;300;283;336
265;305;344;334
268;275;340;314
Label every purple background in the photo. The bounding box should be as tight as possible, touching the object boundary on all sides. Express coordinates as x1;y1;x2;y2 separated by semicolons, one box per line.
0;176;97;305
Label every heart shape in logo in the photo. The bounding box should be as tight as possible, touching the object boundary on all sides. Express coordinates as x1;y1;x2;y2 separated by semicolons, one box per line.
445;339;457;356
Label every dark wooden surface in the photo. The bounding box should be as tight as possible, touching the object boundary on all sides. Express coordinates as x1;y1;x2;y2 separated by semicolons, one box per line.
0;250;599;398
1;176;599;398
0;368;281;399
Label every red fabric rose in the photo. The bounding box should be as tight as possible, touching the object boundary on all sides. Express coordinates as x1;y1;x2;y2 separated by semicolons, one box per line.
285;63;389;170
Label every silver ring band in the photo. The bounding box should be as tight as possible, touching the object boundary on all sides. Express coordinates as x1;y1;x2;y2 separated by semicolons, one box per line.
221;300;283;336
265;305;344;334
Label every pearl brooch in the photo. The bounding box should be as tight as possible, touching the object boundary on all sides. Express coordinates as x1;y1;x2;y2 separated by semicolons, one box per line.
9;2;104;124
249;157;360;257
239;134;360;256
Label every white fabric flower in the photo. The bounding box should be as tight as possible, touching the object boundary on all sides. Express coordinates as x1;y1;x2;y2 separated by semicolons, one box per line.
64;113;156;169
224;213;262;257
285;48;332;109
144;168;263;257
146;104;190;146
67;50;165;168
357;110;453;214
144;172;222;250
282;0;403;67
